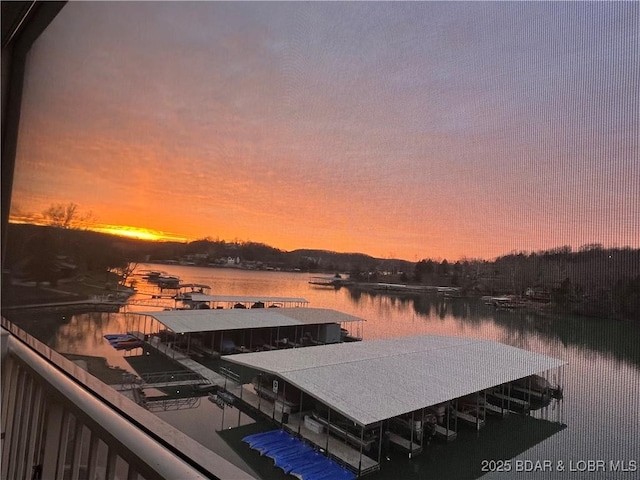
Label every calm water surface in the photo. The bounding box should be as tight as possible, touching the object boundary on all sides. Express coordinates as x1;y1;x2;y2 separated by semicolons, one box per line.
8;265;640;479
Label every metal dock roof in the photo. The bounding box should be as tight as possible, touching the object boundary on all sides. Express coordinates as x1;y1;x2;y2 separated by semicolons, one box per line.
188;294;309;304
224;335;567;427
139;308;364;334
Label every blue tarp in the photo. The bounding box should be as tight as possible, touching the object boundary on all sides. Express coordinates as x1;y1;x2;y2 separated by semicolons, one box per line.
242;430;356;480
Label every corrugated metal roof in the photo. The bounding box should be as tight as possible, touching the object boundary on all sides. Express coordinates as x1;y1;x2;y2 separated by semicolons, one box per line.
225;335;567;426
189;294;308;304
139;308;364;333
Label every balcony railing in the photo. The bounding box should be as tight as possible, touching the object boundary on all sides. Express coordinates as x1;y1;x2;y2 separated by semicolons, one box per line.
1;319;256;480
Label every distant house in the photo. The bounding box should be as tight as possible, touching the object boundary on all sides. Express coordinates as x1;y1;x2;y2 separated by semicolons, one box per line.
223;256;240;266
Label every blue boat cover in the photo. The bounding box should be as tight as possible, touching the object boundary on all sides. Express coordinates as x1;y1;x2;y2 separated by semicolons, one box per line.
242;430;356;480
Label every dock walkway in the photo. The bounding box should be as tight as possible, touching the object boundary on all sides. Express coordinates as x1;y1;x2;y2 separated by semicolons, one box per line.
176;358;227;387
3;296;125;311
132;332;228;387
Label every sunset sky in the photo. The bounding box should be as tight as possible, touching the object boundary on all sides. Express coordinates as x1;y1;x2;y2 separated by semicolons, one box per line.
10;1;639;261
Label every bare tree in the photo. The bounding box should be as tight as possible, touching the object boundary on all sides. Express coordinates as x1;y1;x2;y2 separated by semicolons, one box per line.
111;262;139;289
42;202;93;228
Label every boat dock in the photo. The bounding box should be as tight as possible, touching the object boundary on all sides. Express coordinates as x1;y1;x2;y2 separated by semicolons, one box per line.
221;335;566;477
129;306;364;360
120;313;565;478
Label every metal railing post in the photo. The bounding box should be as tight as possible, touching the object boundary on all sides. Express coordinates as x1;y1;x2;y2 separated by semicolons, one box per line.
41;402;64;480
70;420;85;480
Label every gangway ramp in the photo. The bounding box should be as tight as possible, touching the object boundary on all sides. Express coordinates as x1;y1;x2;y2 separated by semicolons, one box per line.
137;370;211;390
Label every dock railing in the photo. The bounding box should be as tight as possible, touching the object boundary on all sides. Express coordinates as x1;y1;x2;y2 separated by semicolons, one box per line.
1;319;256;480
138;370;210;386
219;365;241;383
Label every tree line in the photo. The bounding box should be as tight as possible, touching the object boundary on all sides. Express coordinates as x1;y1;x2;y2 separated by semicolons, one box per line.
413;245;640;320
4;222;638;321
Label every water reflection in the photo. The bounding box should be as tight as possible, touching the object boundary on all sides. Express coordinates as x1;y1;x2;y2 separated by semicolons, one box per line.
348;290;640;369
4;267;639;479
368;415;566;480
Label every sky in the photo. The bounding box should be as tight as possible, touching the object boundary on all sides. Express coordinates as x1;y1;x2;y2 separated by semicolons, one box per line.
10;1;640;261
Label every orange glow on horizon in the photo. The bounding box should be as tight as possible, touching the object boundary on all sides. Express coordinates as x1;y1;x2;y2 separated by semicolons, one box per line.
9;216;189;243
89;225;189;242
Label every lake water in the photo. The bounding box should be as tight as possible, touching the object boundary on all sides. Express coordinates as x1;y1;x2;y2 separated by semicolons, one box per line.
6;264;639;479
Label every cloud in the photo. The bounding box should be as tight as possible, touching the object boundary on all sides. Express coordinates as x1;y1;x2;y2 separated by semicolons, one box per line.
11;1;640;260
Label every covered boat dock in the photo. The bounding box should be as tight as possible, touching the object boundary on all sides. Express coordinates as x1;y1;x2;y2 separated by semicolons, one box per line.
221;335;566;477
182;293;309;309
131;308;365;360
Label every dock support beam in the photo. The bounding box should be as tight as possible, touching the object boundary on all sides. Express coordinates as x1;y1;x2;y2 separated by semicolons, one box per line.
377;423;383;462
482;390;487;424
280;382;287;427
272;383;276;421
357;425;364;477
257;373;262;413
325;408;331;454
420;408;425;449
446;402;451;437
297;391;303;437
237;380;243;427
409;411;414;458
454;399;458;432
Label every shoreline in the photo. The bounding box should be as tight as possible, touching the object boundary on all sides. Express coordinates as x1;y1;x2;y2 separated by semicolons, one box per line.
1;272;135;312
